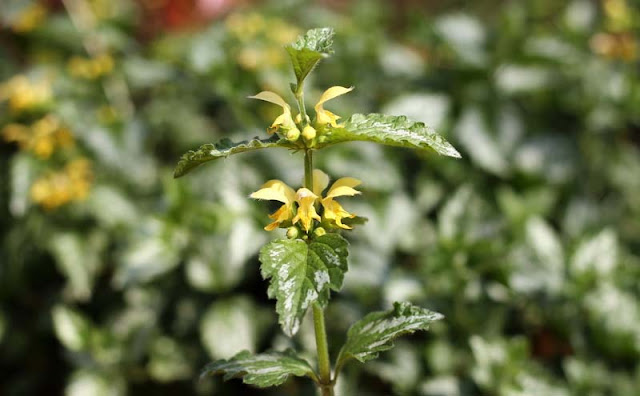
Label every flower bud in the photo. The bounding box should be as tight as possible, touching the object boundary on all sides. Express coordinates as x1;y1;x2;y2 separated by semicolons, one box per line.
302;125;316;141
286;226;300;239
314;227;326;237
286;127;300;142
294;113;303;124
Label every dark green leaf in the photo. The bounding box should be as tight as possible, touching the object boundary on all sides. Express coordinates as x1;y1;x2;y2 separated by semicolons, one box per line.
317;113;461;158
286;27;334;84
259;234;348;336
173;136;295;178
201;350;316;387
337;302;443;368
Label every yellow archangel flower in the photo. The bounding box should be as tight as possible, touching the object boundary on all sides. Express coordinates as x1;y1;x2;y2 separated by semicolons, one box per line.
292;188;321;232
313;169;361;229
250;180;322;232
314;86;353;128
250;180;296;231
249;91;298;135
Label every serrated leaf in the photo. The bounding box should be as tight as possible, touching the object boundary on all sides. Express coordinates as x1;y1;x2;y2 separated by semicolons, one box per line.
336;302;443;369
173;136;295;178
259;234;348;337
201;350;316;387
318;113;461;158
286;27;334;85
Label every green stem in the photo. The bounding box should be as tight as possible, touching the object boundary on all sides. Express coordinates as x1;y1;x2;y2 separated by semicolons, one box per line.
313;303;333;396
295;80;308;123
304;150;333;396
304;149;314;190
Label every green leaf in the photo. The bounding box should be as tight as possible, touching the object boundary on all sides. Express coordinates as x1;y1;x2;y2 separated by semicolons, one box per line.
317;113;461;158
201;350;316;387
337;302;443;369
259;234;348;336
173;136;295;178
286;27;334;85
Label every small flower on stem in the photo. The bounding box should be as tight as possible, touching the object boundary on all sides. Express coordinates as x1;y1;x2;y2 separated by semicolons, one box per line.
313;169;361;229
249;91;299;135
250;180;296;230
292;188;321;232
314;86;353;127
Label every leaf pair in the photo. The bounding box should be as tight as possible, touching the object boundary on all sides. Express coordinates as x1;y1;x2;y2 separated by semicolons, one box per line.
173;113;460;178
201;302;443;388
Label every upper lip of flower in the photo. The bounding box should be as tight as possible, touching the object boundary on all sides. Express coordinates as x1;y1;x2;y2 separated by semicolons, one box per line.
248;91;297;133
249;179;296;230
314;86;353;128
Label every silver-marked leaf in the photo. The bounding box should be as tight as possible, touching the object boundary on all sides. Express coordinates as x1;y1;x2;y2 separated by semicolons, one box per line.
337;302;443;368
201;350;316;387
173;136;295;178
318;113;461;158
286;27;334;85
259;234;348;337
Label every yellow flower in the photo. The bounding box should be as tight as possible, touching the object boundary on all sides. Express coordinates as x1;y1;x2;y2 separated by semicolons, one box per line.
249;91;298;134
314;86;353;127
250;180;296;231
292;188;321;232
30;158;93;210
0;75;51;113
11;3;47;33
250;180;323;232
313;169;361;229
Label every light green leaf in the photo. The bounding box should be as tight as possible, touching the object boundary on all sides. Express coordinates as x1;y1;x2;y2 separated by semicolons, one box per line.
259;234;348;336
317;113;461;158
337;302;443;369
201;350;317;387
286;27;334;86
173;136;295;178
51;305;93;352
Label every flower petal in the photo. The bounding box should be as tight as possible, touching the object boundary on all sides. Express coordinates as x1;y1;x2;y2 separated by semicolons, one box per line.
314;86;354;127
315;86;354;108
312;169;330;196
293;188;321;231
250;179;295;204
321;198;355;229
326;177;361;198
248;91;291;110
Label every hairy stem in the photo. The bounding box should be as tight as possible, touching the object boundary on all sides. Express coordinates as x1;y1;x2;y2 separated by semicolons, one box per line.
304;150;334;395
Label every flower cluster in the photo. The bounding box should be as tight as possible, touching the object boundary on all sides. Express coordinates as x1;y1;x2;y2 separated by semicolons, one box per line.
225;12;300;71
2;115;74;159
249;85;353;145
30;158;93;210
250;169;361;233
67;54;115;80
0;75;52;113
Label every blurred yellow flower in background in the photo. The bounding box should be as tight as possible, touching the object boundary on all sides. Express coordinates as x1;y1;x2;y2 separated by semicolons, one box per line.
0;75;52;113
10;3;47;33
2;115;75;159
67;54;115;80
225;12;299;71
30;158;93;210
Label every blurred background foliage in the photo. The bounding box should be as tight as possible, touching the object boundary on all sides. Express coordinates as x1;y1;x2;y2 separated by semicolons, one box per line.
1;0;639;395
